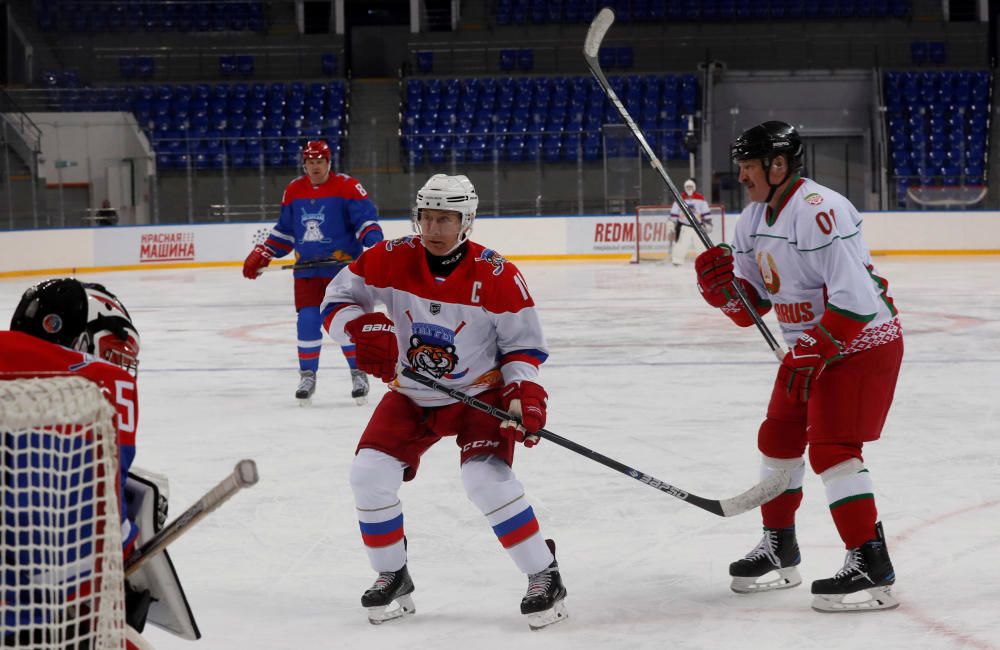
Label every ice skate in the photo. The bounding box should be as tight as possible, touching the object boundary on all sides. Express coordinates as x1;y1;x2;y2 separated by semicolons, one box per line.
361;564;415;624
729;526;802;594
521;539;568;630
811;522;898;613
351;369;369;405
295;370;316;406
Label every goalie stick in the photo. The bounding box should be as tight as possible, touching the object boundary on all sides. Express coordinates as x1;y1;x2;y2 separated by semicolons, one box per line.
258;259;348;274
584;8;785;362
125;459;259;577
402;368;789;517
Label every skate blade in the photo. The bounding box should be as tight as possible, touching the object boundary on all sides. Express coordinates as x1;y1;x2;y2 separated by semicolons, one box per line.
811;586;898;613
297;396;312;407
353;394;368;406
731;567;802;594
526;600;568;631
367;594;415;625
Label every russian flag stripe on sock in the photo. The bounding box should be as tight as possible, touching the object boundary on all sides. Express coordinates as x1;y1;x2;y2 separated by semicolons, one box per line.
492;506;539;548
359;514;404;548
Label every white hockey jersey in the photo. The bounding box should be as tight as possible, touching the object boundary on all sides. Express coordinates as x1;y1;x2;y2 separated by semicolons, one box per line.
731;177;899;349
320;236;548;407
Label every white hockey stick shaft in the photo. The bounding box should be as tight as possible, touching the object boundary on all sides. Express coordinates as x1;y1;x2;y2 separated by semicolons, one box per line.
584;8;785;361
124;459;259;577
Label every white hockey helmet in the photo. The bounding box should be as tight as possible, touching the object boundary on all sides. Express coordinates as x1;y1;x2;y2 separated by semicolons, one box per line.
684;178;697;194
412;174;478;246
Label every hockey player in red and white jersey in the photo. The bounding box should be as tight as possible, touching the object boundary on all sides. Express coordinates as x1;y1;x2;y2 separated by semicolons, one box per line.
694;121;903;612
669;178;713;266
1;278;159;649
320;174;568;630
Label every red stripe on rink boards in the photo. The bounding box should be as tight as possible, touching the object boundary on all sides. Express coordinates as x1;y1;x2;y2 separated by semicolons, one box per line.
498;518;539;549
361;528;404;548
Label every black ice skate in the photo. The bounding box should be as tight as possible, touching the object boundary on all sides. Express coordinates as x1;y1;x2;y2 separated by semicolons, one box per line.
361;565;415;625
295;370;316;405
351;369;369;406
729;526;802;594
521;539;568;630
811;521;898;613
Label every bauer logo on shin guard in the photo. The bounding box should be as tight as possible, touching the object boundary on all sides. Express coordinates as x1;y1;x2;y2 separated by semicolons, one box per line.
361;323;396;334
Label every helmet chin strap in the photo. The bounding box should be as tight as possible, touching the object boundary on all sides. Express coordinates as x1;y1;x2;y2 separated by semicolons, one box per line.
762;156;792;205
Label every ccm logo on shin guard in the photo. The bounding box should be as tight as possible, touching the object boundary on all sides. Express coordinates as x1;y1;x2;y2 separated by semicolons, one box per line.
462;440;501;453
361;323;396;333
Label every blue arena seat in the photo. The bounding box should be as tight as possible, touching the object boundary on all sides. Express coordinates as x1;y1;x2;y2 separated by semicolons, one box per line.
416;51;434;74
500;49;516;72
517;49;534;72
321;52;338;76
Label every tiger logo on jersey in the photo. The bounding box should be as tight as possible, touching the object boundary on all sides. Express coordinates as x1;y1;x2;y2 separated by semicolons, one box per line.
406;321;466;379
756;251;781;295
477;248;506;276
386;235;418;252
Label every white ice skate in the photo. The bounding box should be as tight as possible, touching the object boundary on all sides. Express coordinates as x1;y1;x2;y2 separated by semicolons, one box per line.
296;370;316;406
351;369;369;406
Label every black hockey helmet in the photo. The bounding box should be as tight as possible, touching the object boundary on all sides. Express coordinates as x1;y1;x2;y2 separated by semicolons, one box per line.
731;120;804;171
11;278;140;373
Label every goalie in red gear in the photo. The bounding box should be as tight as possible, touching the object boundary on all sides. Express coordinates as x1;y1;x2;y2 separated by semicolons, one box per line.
319;173;568;629
694;121;903;613
242;138;384;406
1;278;158;648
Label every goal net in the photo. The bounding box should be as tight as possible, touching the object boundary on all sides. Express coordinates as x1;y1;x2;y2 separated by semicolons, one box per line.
632;204;726;263
1;376;126;650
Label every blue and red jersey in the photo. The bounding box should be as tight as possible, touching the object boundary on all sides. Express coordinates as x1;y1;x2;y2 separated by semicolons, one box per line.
261;172;382;278
0;331;139;554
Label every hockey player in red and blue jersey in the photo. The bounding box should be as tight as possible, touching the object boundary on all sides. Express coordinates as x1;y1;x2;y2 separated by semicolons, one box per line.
242;140;383;405
2;278;154;649
319;174;568;630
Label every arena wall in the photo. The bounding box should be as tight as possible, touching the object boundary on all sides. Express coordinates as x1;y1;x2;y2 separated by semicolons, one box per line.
2;211;999;277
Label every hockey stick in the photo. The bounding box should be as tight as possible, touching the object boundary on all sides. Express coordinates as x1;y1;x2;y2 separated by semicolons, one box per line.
124;459;259;577
584;8;785;361
402;368;788;517
258;259;348;274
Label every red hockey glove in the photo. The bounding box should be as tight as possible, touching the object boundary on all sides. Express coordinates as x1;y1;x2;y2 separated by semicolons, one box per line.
344;313;398;382
499;381;548;448
242;244;273;279
695;244;736;307
777;325;843;402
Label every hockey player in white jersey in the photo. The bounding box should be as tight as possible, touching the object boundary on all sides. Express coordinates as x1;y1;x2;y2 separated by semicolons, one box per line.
319;174;567;629
693;121;903;612
669;178;713;266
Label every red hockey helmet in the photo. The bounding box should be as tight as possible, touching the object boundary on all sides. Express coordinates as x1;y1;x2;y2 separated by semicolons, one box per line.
302;140;331;163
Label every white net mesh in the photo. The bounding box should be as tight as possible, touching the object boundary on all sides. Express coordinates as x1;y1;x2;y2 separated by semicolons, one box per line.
633;204;726;263
1;376;126;649
633;205;674;262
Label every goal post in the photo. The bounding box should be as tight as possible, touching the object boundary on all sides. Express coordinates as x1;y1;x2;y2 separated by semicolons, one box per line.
632;204;726;263
1;376;127;650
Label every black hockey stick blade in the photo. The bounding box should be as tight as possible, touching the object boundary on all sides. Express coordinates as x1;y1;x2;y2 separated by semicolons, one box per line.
258;259;348;274
401;368;789;517
584;8;784;361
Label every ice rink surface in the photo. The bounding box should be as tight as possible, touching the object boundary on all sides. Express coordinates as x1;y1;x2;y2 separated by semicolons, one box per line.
2;256;998;650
